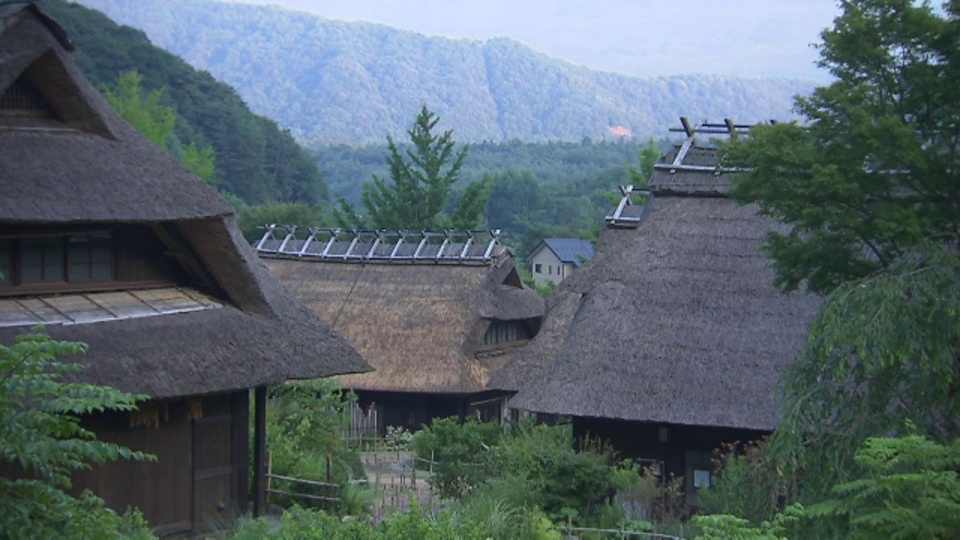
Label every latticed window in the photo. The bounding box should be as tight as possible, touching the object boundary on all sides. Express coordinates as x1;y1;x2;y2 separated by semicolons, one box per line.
483;321;530;346
0;232;114;288
0;76;55;118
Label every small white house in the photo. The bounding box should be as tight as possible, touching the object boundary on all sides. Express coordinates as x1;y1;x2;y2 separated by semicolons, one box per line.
528;238;595;286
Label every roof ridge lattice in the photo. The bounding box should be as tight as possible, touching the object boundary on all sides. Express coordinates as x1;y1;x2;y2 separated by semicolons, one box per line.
254;226;502;265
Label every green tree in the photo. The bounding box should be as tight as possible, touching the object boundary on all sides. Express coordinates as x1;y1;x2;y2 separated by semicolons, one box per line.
803;434;960;539
358;106;488;229
628;138;660;188
0;333;153;538
776;245;960;498
102;70;174;148
103;70;218;185
703;3;960;536
236;201;328;243
181;142;217;185
723;0;960;294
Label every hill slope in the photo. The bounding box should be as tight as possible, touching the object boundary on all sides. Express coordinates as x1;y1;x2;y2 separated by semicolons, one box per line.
77;0;814;145
44;0;329;204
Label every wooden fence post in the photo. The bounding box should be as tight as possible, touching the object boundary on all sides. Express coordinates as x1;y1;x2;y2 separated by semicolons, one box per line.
326;454;333;485
266;451;273;506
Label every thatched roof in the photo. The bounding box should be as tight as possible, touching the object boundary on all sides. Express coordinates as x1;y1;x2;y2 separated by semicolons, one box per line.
0;6;370;397
261;244;545;394
507;143;820;432
0;4;234;223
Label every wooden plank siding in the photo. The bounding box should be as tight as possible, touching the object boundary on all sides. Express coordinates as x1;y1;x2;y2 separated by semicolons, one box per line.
72;401;194;535
572;417;768;507
66;390;250;536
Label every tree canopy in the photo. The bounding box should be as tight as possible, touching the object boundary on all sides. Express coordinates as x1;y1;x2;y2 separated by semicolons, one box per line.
709;3;960;537
724;0;960;294
349;106;490;230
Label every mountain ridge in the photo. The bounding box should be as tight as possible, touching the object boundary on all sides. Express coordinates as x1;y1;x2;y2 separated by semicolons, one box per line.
76;0;815;145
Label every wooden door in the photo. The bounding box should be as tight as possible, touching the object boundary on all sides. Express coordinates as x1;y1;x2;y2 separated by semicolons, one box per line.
192;395;234;530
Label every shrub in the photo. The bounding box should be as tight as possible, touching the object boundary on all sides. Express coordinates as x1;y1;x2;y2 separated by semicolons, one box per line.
698;438;786;525
411;417;502;498
261;379;366;512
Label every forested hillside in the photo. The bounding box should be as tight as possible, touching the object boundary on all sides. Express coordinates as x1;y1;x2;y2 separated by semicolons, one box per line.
78;0;815;145
43;0;329;205
318;138;660;257
320;139;655;205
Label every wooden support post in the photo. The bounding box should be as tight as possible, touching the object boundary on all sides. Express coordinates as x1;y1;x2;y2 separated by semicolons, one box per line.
252;385;267;517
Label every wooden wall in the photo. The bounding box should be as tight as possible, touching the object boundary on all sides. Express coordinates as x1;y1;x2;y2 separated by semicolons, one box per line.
572;417;768;507
71;390;249;536
354;390;511;436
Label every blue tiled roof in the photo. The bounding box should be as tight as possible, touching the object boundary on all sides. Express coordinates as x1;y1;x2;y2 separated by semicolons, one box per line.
539;238;595;267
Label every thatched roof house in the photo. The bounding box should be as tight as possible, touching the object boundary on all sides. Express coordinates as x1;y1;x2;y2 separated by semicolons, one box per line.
257;227;545;432
504;120;820;502
0;4;368;534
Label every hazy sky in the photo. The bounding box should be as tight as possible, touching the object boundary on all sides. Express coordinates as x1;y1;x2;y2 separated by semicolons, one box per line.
225;0;839;81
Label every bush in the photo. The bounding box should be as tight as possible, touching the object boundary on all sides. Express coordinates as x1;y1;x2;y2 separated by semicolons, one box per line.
411;417;502;498
261;379;366;513
234;503;490;540
482;421;614;520
698;438;786;525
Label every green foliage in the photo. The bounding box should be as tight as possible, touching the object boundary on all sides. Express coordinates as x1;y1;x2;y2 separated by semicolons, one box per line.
0;333;154;539
414;418;618;525
357;106;489;230
44;0;330;205
628;138;659;188
693;509;798;540
102;70;174;148
774;244;960;501
699;438;786;525
481;422;614;520
102;69;221;190
384;426;413;451
410;417;502;499
323;139;657;258
235;201;331;243
181;141;217;183
517;265;556;298
801;435;960;539
234;503;488;540
723;0;960;294
263;379;365;511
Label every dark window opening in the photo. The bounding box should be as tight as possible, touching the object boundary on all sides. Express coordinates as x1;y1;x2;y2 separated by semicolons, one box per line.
483;320;531;346
0;239;12;284
0;232;114;288
534;263;542;273
0;76;55;118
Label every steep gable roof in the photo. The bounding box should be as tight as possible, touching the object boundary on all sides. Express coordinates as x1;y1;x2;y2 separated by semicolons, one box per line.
506;131;820;431
533;238;594;267
0;6;370;397
0;3;235;223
